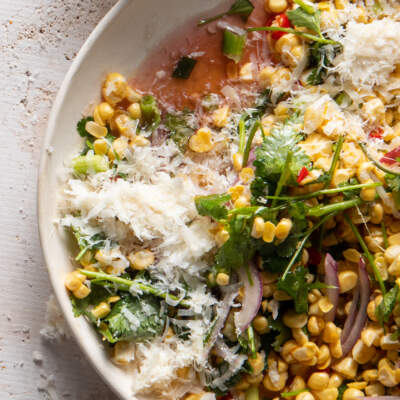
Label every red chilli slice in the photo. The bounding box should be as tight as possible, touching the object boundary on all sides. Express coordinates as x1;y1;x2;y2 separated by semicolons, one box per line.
380;145;400;165
270;13;291;41
297;166;309;183
368;127;383;139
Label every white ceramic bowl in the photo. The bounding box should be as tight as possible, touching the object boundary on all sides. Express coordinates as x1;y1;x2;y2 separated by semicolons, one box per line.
38;1;220;398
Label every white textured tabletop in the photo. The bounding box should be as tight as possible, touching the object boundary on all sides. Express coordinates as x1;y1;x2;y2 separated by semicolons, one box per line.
0;1;119;398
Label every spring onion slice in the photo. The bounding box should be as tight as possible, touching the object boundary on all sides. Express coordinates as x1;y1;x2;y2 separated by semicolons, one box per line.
223;27;247;63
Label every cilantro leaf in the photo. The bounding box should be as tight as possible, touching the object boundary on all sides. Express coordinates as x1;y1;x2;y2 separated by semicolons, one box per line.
307;42;340;86
77;116;94;138
375;284;399;326
165;111;196;152
254;116;310;185
287;7;321;36
260;316;291;353
102;293;166;343
385;174;400;209
195;193;231;221
70;227;107;261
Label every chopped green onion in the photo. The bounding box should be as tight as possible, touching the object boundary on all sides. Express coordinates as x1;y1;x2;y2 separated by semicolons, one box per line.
223;28;247;63
344;215;386;295
293;0;315;14
198;0;255;26
324;134;344;189
247;325;257;359
72;154;108;175
334;91;353;107
140;95;161;130
282;389;310;398
242;120;260;167
271;151;292;208
172;56;197;79
238;116;246;154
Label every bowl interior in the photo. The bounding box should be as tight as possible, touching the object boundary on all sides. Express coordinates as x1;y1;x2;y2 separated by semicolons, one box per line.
38;0;222;398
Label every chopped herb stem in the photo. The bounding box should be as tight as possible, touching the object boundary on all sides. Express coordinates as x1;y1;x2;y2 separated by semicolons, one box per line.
247;325;257;359
282;389;310;398
360;143;400;177
247;26;338;45
343;215;386;294
281;213;334;281
242;121;260;167
238;116;247;154
75;245;90;261
306;198;362;218
293;0;315;15
324;134;344;189
79;269;191;307
263;182;382;201
271;151;292;208
381;220;389;249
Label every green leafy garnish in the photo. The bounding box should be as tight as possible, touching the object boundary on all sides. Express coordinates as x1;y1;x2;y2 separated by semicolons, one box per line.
198;0;255;26
71;227;107;261
77;116;94;138
253;116;310;185
375;284;399;326
334;91;353;108
223;28;247;63
165;111;196;152
282;389;310;398
195;193;231;221
307;42;340;86
287;6;321;37
385;174;400;209
172;56;197;79
337;383;347;400
260;316;291;352
101;293;166;343
140;95;161;130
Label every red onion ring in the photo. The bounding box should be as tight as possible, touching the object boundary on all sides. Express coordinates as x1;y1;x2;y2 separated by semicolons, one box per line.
341;284;360;341
234;263;262;335
341;257;370;355
324;253;340;322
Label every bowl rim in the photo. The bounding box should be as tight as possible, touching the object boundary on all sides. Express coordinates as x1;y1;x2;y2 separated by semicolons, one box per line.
37;1;129;399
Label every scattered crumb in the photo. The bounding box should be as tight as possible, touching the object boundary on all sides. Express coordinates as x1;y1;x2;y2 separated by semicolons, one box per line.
38;373;59;400
40;295;71;341
33;350;44;365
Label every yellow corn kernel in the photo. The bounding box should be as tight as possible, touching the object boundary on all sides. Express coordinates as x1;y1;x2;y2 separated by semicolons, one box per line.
253;315;269;334
94;102;114;126
329;340;343;359
65;272;83;291
360;179;376;202
378;365;398;387
263;221;276;243
365;383;385;396
240;167;255;183
328;373;343;388
281;339;298;364
296;393;315;400
102;72;128;106
318;296;334;314
380;334;400;350
79;250;93;267
332;168;353;188
73;284;91;299
261;115;275;136
316;344;331;369
292;328;308;346
263;371;288;391
228;185;244;201
239;62;254;82
282;311;308;329
234;195;250;208
385;244;400;264
232;153;243;172
108;147;115;162
343;248;362;263
259;65;275;87
275;218;293;241
322;322;340;344
332;357;358;379
314;387;338;400
275;33;300;54
132;135;150;147
127;102;142;120
85;120;108;139
352;338;377;364
128;249;154;270
216;272;230;286
112;137;128;159
388;232;400;246
251;217;265;239
348;382;367;391
308;316;325;336
215;229;229;247
92;301;111;319
185;394;206;400
308;372;329;391
107;295;120;304
362;98;385;124
189;128;213;153
361;323;383;347
94;138;108;155
248;352;265;375
114;114;134;137
213;105;230;128
292;342;318;362
270;67;291;87
112;341;135;366
342;388;364;400
274;103;289;117
362;369;378;382
338;270;358;293
388;256;400;277
267;0;288;14
370;203;384;224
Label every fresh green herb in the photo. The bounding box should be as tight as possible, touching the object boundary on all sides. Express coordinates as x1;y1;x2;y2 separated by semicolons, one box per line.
307;42;340;85
260;316;291;352
375;284;399;326
337;383;347;400
100;293;166;343
242;120;261;167
360;143;400;177
306;198;362;218
324;135;344;189
282;389;310;398
238;116;247;154
72;154;109;175
271;151;292;209
198;0;255;25
287;6;321;37
385;174;400;209
253;116;310;185
344;215;386;294
195;193;231;221
140;95;161;130
390;329;400;340
71;227;107;261
223;28;247;63
79;269;191;307
335;91;353;107
77;116;94;138
172;56;197;79
165;112;196;152
381;220;389;249
247;325;257;359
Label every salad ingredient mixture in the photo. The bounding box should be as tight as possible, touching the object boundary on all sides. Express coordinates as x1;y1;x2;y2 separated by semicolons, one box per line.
61;0;400;399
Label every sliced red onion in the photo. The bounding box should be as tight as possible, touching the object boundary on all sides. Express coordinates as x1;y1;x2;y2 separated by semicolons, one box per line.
234;263;262;335
324;253;340;322
341;284;360;341
341;257;370;355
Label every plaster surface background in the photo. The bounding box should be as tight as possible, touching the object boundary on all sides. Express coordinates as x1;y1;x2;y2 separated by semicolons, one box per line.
0;1;119;398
